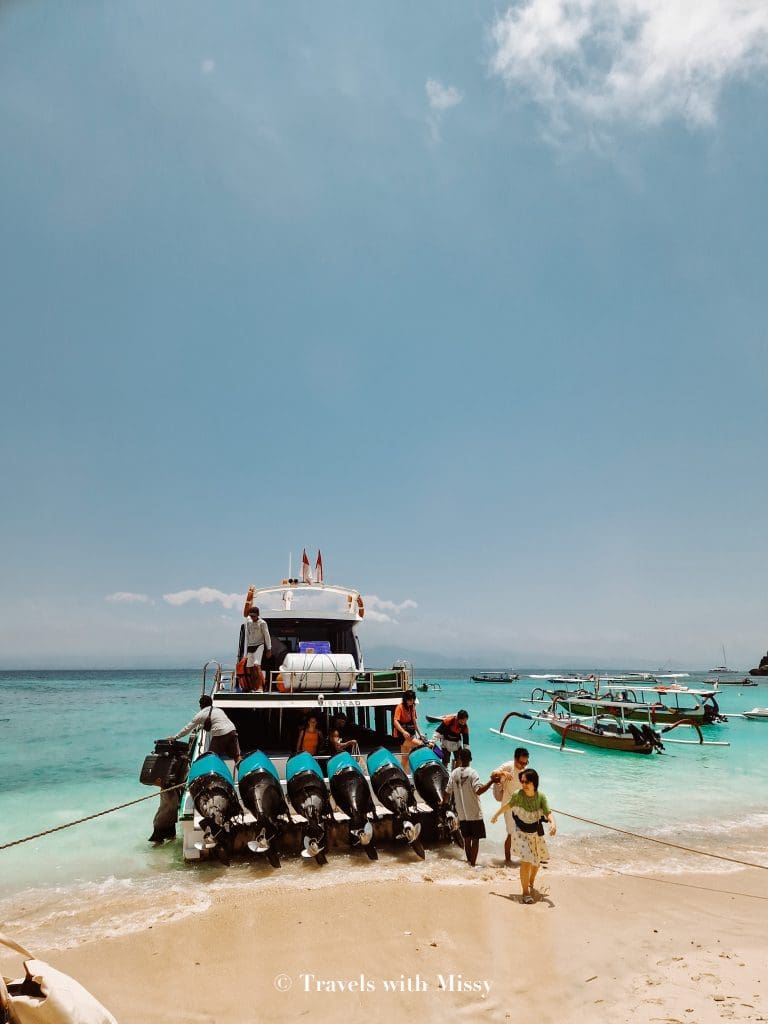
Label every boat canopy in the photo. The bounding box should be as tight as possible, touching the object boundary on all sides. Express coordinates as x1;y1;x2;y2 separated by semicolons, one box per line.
253;583;363;620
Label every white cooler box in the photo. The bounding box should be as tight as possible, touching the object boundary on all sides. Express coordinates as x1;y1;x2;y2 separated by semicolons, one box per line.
278;653;357;691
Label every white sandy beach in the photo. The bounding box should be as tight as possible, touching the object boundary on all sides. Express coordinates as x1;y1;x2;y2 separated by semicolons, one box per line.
4;861;765;1024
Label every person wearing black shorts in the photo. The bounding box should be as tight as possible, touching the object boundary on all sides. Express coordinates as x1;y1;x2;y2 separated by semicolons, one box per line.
444;747;493;866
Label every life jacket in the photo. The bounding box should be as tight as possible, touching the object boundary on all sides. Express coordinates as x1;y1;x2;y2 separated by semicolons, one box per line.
440;715;467;741
235;658;248;691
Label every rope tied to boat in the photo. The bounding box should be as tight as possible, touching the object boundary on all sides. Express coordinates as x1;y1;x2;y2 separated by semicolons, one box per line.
0;783;184;852
552;808;768;871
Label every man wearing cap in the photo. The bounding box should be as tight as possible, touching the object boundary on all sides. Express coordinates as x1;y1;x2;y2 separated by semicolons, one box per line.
245;606;272;690
168;694;241;761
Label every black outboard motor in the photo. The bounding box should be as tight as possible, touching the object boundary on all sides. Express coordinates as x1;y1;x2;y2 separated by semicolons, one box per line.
328;752;378;860
140;738;192;843
367;747;424;859
285;753;333;865
237;751;291;868
409;746;462;846
186;752;242;864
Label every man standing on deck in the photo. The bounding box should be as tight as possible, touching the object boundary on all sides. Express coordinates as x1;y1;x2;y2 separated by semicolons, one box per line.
245;606;272;690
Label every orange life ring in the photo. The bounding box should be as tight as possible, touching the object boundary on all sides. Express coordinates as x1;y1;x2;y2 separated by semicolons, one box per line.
357;595;365;619
243;585;255;618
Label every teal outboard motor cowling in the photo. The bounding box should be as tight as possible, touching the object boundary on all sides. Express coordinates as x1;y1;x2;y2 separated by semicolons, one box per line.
409;746;462;846
328;752;378;860
237;751;290;868
367;747;424;858
187;752;241;863
286;752;333;865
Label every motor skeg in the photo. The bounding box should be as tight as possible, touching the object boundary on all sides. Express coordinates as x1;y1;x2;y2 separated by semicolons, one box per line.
237;750;290;866
187;752;241;863
327;752;378;860
367;747;424;856
409;746;461;845
286;752;332;864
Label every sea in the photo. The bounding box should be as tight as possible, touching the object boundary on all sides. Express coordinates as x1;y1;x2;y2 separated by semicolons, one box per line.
1;668;766;950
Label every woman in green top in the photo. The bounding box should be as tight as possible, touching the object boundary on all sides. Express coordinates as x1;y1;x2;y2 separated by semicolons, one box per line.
491;768;556;904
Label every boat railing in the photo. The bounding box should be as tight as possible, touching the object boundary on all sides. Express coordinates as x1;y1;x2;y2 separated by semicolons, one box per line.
210;665;411;695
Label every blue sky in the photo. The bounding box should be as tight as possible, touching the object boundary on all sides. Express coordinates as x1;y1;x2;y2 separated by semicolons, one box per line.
1;1;767;669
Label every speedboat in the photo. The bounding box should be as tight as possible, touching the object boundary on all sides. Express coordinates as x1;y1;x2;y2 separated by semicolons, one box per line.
742;708;768;721
156;556;445;862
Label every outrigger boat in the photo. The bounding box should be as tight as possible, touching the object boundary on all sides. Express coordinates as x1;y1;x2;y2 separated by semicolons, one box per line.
492;702;729;755
143;557;452;865
526;680;725;725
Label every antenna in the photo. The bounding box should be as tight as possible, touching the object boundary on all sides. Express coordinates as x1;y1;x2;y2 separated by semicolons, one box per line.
288;552;292;578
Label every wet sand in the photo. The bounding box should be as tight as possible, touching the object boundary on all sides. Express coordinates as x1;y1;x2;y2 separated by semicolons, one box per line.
4;863;765;1024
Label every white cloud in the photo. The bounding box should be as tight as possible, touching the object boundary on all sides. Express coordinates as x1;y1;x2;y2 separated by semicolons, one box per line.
363;595;418;624
201;58;216;75
490;0;768;131
426;78;463;112
163;587;243;610
105;592;150;604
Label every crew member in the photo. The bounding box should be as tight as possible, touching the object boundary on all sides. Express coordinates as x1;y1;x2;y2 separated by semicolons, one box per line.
169;694;241;762
245;606;272;690
392;690;426;769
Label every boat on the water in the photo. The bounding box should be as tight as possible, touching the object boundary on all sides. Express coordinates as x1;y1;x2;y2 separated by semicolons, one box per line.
742;708;768;721
416;682;442;692
527;679;724;725
470;671;520;683
142;560;448;864
704;676;757;687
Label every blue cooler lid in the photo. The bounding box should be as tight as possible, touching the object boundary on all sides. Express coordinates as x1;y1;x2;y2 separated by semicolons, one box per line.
237;750;280;782
366;746;398;776
286;751;323;782
328;751;363;778
187;751;234;786
409;745;441;771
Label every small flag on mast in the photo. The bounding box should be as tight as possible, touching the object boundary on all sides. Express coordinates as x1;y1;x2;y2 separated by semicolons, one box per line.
301;548;312;583
315;550;323;583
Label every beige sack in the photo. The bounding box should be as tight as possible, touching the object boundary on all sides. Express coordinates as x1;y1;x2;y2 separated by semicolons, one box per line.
0;933;117;1024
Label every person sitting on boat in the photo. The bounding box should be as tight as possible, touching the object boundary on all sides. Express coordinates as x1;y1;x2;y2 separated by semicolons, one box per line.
490;768;556;904
429;710;470;767
244;607;272;690
168;695;241;762
490;747;530;865
327;713;360;756
393;690;426;768
296;714;324;756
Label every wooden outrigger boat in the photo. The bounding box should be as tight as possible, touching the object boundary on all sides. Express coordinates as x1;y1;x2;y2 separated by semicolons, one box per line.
491;703;729;756
526;680;725;725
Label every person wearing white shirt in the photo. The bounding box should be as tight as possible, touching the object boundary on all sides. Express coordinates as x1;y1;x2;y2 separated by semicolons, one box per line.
169;694;241;761
245;607;272;689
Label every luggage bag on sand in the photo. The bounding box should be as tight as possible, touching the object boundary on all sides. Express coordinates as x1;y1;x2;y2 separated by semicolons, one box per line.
0;933;118;1024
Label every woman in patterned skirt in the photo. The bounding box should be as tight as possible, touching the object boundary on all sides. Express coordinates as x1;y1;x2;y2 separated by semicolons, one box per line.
491;768;556;904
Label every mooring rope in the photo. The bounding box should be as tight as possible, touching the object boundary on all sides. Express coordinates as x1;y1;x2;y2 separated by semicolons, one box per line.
553;808;768;871
0;784;184;852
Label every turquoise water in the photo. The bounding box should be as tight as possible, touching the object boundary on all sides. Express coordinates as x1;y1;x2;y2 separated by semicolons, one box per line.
1;668;766;948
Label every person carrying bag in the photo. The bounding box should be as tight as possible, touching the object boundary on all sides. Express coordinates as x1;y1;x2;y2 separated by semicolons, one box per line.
0;932;117;1024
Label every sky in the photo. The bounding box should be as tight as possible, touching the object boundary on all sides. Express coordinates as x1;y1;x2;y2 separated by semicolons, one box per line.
1;1;767;670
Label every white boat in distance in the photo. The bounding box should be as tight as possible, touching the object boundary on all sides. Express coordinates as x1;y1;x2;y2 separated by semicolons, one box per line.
742;708;768;720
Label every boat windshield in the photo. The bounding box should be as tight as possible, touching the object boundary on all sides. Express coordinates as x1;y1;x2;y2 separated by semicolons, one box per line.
255;584;357;617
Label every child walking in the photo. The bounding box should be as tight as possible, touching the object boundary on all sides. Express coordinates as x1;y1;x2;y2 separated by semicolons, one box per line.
491;768;556;903
444;747;493;866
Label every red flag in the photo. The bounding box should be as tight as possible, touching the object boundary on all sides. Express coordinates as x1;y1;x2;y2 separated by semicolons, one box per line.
315;550;323;583
301;548;311;583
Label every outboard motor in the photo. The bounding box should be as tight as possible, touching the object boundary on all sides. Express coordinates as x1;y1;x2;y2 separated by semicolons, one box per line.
367;747;424;859
237;751;291;868
140;738;192;843
409;746;462;847
187;752;241;864
327;752;378;860
285;752;333;865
